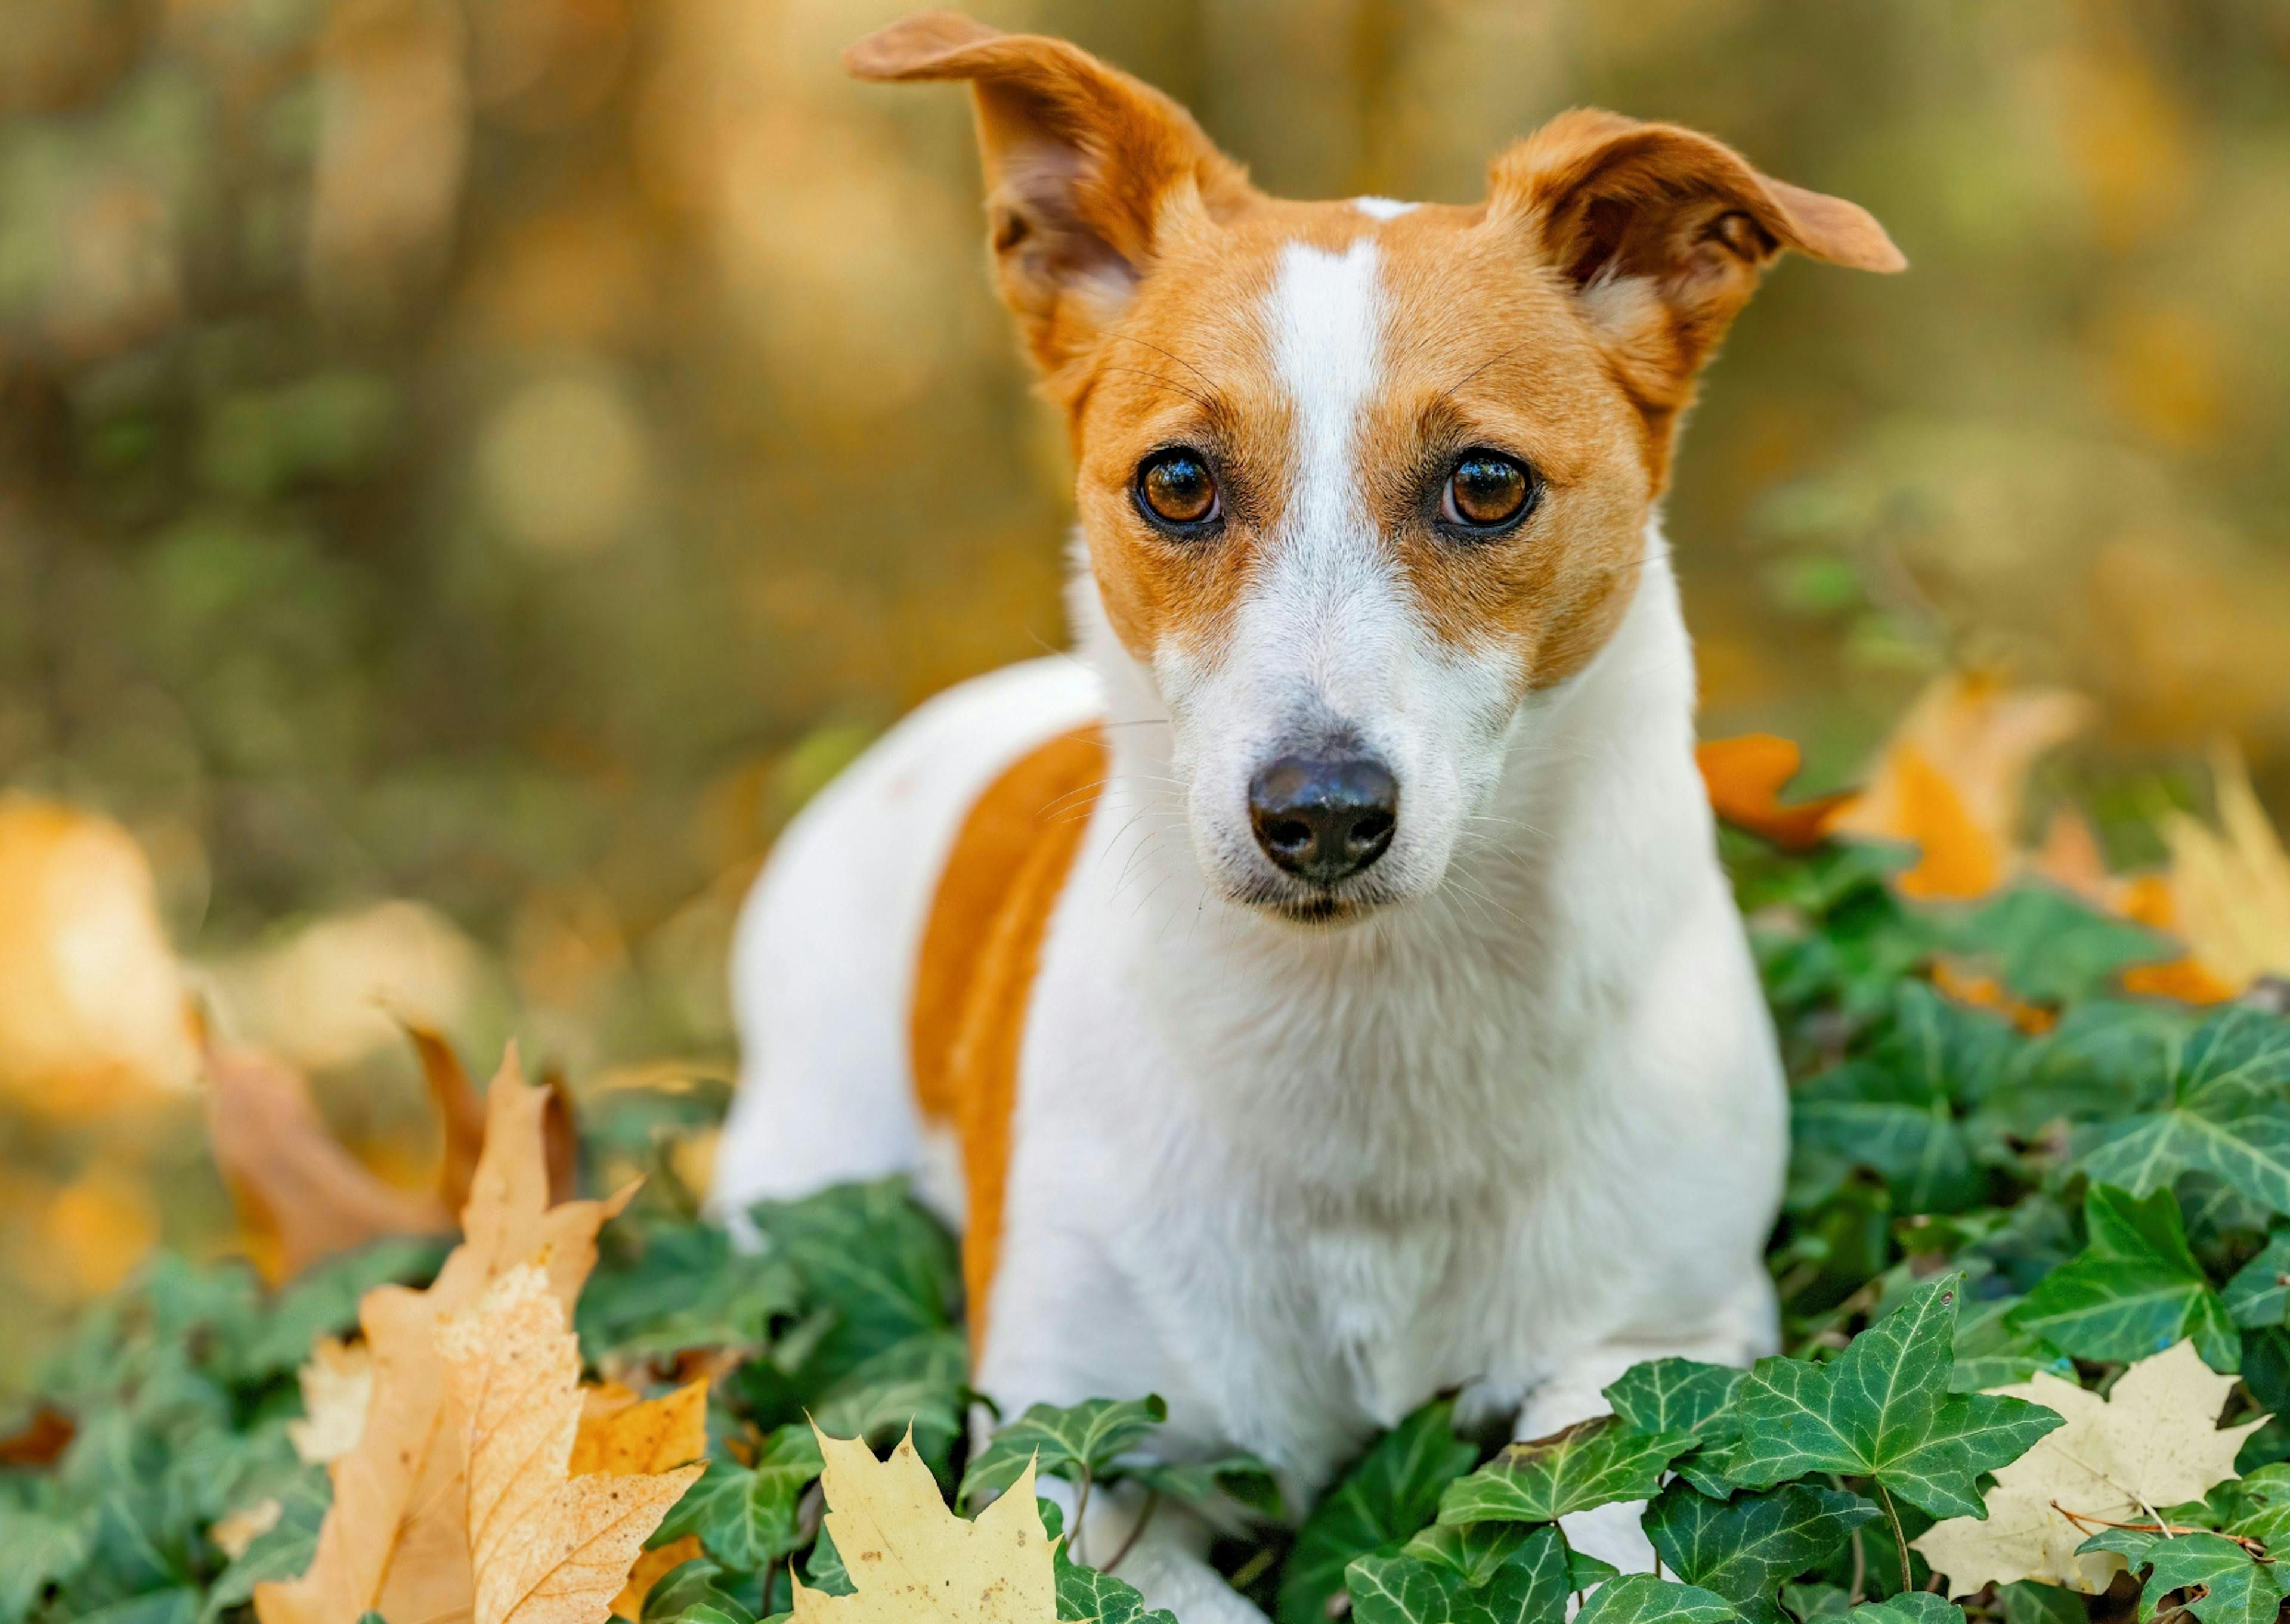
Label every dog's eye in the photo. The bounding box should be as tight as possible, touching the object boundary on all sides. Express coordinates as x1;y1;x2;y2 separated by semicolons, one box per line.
1439;452;1537;534
1135;449;1220;532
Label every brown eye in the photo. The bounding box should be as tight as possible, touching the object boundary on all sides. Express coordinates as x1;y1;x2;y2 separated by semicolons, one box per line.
1136;450;1220;531
1440;453;1536;532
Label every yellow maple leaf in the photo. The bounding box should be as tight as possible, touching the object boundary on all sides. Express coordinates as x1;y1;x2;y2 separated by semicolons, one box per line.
793;1428;1058;1624
256;1050;639;1624
2156;745;2290;994
568;1380;711;1619
442;1265;704;1624
1913;1341;2267;1595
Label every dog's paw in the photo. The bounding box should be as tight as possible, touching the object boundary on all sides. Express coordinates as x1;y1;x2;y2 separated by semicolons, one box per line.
1115;1544;1273;1624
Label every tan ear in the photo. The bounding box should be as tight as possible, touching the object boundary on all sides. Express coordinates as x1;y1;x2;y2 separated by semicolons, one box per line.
1489;109;1902;451
847;11;1254;380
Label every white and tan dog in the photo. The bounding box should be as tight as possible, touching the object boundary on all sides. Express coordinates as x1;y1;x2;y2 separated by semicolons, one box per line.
714;13;1901;1616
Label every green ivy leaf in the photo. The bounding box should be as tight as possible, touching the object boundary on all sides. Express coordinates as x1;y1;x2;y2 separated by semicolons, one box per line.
2225;1231;2290;1329
2221;1462;2290;1545
809;1329;967;1449
1945;889;2173;1006
1277;1400;1478;1624
1348;1524;1572;1624
747;1178;961;1380
641;1557;762;1624
654;1425;824;1570
1996;1581;2085;1624
958;1396;1167;1510
1983;1002;2186;1137
1728;1273;2063;1518
1401;1522;1539;1586
227;1235;448;1379
1574;1573;1742;1624
0;1504;92;1624
1438;1417;1690;1526
1846;1595;1964;1624
1642;1482;1879;1624
1129;1453;1284;1517
2008;1186;2238;1371
2078;1010;2290;1216
2131;1532;2285;1624
1605;1360;1746;1443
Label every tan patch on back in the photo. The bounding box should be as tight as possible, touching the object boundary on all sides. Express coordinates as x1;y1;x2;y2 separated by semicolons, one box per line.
909;724;1106;1352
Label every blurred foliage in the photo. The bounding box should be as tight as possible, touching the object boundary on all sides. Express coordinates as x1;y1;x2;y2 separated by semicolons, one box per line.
3;0;2288;1389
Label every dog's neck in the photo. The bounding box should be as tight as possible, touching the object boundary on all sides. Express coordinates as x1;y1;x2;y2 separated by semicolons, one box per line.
1073;522;1724;1206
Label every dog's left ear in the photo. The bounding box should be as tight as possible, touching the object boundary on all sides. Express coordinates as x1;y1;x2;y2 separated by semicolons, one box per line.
1489;109;1902;455
847;12;1254;386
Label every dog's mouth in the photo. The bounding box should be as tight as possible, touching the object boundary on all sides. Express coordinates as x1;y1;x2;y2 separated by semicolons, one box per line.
1228;874;1401;928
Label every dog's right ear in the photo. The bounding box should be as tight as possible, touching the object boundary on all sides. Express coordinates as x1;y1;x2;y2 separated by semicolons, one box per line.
847;12;1252;382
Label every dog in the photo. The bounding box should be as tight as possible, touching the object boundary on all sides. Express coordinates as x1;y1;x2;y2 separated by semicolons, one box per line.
713;13;1901;1617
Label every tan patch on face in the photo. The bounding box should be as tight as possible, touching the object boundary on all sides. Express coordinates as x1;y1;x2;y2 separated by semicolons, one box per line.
1065;198;1658;692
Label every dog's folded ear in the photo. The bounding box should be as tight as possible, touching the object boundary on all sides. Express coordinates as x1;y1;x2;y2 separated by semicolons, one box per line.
1488;109;1902;450
848;12;1253;383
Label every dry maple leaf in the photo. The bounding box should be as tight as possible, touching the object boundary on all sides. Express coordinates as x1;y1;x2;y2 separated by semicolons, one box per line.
406;1022;580;1210
1697;734;1855;851
288;1337;376;1465
256;1049;636;1624
1828;674;2091;900
794;1428;1057;1624
206;1045;454;1282
570;1380;711;1619
1913;1341;2267;1595
441;1265;703;1624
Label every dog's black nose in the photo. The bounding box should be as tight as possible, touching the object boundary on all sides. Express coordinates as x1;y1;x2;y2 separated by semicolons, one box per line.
1248;755;1399;885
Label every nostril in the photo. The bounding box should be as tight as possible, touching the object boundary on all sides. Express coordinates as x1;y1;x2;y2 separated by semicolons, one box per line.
1264;817;1315;856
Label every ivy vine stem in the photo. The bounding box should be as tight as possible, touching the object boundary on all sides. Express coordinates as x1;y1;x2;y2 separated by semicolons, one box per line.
1879;1484;1912;1595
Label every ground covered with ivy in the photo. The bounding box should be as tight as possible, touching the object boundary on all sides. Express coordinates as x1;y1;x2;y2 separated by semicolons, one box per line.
8;829;2290;1624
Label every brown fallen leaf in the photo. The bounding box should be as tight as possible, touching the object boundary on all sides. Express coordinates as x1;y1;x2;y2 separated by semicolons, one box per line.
0;1405;75;1467
1913;1341;2265;1595
793;1428;1056;1624
1696;734;1854;851
441;1265;703;1624
206;1045;453;1284
256;1049;637;1624
404;1022;581;1210
568;1381;710;1619
1827;674;2091;899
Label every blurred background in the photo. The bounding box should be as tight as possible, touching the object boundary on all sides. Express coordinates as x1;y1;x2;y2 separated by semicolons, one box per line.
4;0;2288;1396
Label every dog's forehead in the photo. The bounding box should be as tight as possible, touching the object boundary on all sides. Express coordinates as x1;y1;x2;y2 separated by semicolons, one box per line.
1089;197;1598;442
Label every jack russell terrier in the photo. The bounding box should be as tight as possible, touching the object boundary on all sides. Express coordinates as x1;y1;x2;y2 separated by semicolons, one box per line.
714;12;1901;1617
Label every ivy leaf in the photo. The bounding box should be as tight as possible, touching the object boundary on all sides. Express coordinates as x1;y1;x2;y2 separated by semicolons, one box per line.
746;1177;961;1380
1348;1524;1572;1624
1945;889;2173;1006
642;1557;763;1624
2130;1532;2285;1624
1996;1582;2085;1624
1606;1360;1746;1442
2224;1232;2290;1329
2221;1462;2290;1546
809;1329;967;1451
654;1425;825;1570
1401;1522;1538;1586
958;1396;1167;1510
0;1504;92;1624
1129;1453;1283;1517
1728;1273;2063;1518
1277;1400;1478;1624
1790;985;2016;1215
1574;1574;1743;1624
1984;1002;2187;1137
1438;1417;1690;1526
1846;1596;1964;1624
2008;1187;2238;1371
1642;1482;1879;1624
2078;1010;2290;1216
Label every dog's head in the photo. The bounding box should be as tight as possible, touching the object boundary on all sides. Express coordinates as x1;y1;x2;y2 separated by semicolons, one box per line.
851;13;1901;925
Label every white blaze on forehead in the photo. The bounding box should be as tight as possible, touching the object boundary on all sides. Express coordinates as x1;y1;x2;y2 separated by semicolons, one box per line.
1269;238;1383;553
1351;196;1419;220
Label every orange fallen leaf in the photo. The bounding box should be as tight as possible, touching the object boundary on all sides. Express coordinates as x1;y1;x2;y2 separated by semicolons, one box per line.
256;1049;639;1624
206;1045;453;1284
404;1023;580;1210
442;1265;703;1624
1827;674;2091;900
1696;734;1853;851
1929;958;2057;1035
566;1380;711;1619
